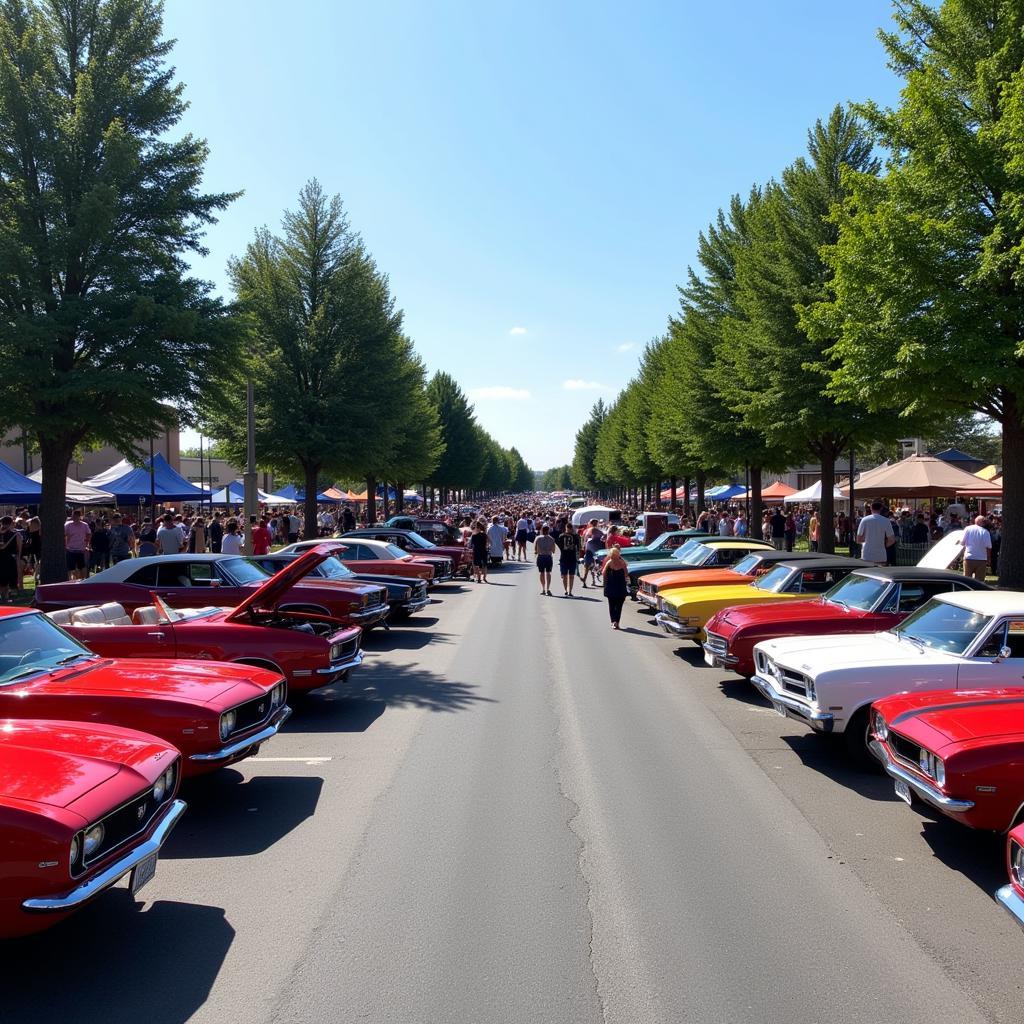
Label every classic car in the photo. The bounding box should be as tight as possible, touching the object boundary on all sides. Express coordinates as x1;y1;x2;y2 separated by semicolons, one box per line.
703;567;989;679
340;527;470;578
384;517;463;546
0;719;185;938
750;591;1024;757
654;556;866;641
50;546;364;693
283;538;441;585
35;553;390;629
622;537;775;588
870;687;1024;831
597;529;710;563
0;606;289;775
996;824;1024;930
250;550;430;620
637;550;835;610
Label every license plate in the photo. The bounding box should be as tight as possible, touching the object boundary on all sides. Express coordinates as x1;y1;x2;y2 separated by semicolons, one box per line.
894;779;912;805
130;852;158;896
771;701;786;718
703;650;720;668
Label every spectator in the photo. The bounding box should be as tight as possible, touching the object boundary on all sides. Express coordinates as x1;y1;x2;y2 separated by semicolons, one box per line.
287;510;300;544
221;518;244;555
958;515;992;581
769;507;787;551
910;512;930;545
209;511;224;553
90;517;112;573
342;505;356;532
486;516;507;564
469;521;489;583
0;516;22;599
251;516;272;555
109;514;136;563
856;500;896;565
189;517;209;553
156;514;184;555
808;510;819;552
137;518;158;557
64;508;91;580
23;516;41;580
784;511;796;552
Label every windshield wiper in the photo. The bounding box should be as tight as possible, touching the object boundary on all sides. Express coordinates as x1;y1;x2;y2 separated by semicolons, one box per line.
831;599;848;612
53;653;95;666
901;633;925;651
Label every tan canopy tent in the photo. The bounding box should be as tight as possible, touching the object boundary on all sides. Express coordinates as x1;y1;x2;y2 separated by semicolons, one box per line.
840;454;1002;498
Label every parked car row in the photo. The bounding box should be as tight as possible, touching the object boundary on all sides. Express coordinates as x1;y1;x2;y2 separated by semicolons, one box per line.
2;537;465;939
625;534;1024;931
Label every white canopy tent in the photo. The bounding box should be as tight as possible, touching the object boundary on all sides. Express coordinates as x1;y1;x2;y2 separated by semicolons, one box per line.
28;470;114;504
570;505;617;527
783;480;849;504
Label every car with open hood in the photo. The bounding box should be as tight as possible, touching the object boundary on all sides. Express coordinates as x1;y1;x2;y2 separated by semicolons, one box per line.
870;687;1024;832
654;556;867;641
703;567;989;679
340;527;470;579
50;545;364;693
750;591;1024;757
0;606;290;775
35;551;389;629
0;719;185;938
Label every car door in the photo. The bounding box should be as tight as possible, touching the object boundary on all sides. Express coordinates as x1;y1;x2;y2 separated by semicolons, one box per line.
956;618;1024;689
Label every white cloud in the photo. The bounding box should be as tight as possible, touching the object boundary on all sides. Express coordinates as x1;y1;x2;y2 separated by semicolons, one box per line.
563;379;604;391
616;342;636;353
469;386;531;400
509;326;528;336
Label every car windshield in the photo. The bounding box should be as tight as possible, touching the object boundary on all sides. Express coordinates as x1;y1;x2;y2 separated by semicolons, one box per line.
823;572;889;612
892;599;991;655
225;558;272;585
751;564;795;592
675;542;713;566
315;556;356;580
0;613;94;684
648;533;676;551
404;532;435;549
382;543;409;560
166;606;221;623
731;554;763;575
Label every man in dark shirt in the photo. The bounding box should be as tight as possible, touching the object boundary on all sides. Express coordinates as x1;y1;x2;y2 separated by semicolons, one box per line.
209;511;224;553
769;508;787;550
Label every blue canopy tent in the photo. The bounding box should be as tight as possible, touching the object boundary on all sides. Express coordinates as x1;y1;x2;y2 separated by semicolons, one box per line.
0;462;42;503
706;484;746;500
84;453;209;505
209;481;290;505
272;483;342;504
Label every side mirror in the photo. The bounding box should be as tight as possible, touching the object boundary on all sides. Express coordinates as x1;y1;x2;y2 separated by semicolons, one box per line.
995;645;1013;663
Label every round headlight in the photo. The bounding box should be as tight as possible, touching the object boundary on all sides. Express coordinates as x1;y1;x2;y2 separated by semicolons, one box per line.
83;823;105;857
874;713;888;742
1013;841;1024;887
164;765;176;791
934;756;945;788
220;710;237;740
918;749;931;777
152;776;166;802
271;682;285;708
69;834;81;867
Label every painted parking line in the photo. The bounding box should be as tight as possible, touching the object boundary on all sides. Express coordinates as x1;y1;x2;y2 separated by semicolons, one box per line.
249;756;334;763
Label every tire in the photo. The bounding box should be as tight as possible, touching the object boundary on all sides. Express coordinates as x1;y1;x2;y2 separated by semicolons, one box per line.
842;706;877;767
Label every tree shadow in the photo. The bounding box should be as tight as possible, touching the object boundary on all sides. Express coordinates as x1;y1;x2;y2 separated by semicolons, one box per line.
917;817;1006;897
779;733;894;802
164;772;323;859
4;897;234;1024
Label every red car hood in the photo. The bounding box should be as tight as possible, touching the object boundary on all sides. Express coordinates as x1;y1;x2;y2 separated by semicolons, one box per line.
0;719;171;809
877;688;1024;750
712;598;865;632
414;545;463;561
225;544;337;623
18;657;271;703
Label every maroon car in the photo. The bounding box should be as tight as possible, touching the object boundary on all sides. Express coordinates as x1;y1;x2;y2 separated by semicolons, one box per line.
702;567;990;678
34;549;390;629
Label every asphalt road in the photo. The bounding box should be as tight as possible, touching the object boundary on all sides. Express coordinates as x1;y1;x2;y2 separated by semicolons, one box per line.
7;562;1024;1022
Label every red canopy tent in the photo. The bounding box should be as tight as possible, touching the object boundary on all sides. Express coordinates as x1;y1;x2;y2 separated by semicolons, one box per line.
760;481;797;499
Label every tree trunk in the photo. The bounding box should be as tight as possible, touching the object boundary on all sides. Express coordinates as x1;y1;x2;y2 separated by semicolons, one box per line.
749;465;763;540
38;437;73;585
366;477;377;524
696;471;706;514
683;476;691;519
669;476;677;509
1000;400;1024;587
303;464;320;540
382;483;390;520
396;482;405;514
818;442;838;554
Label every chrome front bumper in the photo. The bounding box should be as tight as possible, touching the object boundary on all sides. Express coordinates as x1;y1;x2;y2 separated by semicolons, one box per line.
315;650;364;676
637;591;659;609
996;884;1024;931
189;705;292;762
399;596;430;613
23;798;187;912
750;673;834;732
350;605;389;625
702;643;738;666
868;739;975;812
654;613;699;637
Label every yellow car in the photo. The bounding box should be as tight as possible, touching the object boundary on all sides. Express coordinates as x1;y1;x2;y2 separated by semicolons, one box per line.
653;556;866;642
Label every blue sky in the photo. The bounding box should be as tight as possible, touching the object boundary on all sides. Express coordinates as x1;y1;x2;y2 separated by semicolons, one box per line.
165;0;903;471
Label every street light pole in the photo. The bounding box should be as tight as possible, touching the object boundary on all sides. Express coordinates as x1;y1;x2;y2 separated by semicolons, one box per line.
243;381;258;554
149;436;156;516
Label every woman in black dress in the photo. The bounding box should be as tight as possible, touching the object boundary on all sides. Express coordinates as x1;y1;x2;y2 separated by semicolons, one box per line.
602;546;629;629
0;516;22;600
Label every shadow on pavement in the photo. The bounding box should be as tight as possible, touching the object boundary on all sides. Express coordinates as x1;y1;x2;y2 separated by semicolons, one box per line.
671;645;706;667
918;817;1006;897
716;676;766;707
363;629;454;652
165;772;323;858
4;897;234;1024
392;614;440;628
779;733;895;802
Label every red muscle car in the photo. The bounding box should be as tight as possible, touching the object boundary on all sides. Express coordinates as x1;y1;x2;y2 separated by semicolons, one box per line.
702;567;989;678
0;718;185;937
341;527;470;578
0;606;289;776
871;687;1024;832
35;550;390;628
51;546;363;694
997;824;1024;930
284;538;441;584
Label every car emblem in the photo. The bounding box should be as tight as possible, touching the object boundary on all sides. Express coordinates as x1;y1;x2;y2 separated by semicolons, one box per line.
258;702;266;715
136;803;147;821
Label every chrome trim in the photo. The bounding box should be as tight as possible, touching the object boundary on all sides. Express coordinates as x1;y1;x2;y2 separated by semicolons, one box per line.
750;673;834;732
400;597;430;613
637;591;659;609
189;706;292;761
701;642;738;665
869;739;974;812
23;799;186;912
349;606;389;623
996;884;1024;930
654;613;699;637
315;650;364;675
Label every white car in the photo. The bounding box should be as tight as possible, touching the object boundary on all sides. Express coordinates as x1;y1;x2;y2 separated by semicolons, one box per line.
750;591;1024;756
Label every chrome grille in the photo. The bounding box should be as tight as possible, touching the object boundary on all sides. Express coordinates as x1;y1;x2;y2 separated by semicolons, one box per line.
704;631;728;658
888;730;923;771
230;689;280;734
365;590;383;608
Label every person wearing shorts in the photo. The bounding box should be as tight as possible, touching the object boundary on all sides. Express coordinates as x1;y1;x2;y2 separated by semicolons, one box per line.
469;522;489;583
582;522;604;588
557;522;580;596
534;524;557;595
64;508;91;581
514;515;529;561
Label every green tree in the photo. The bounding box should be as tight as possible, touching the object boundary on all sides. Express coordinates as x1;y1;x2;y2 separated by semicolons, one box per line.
621;339;668;503
206;180;405;537
809;1;1024;580
594;395;636;498
507;446;533;492
0;0;239;581
572;398;607;492
425;371;480;501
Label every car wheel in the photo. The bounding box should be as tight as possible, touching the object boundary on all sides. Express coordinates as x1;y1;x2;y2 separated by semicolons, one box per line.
842;707;877;767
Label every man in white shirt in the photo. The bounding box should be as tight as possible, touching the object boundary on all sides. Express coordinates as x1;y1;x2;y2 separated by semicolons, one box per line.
958;515;992;581
486;517;508;562
856;500;895;564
